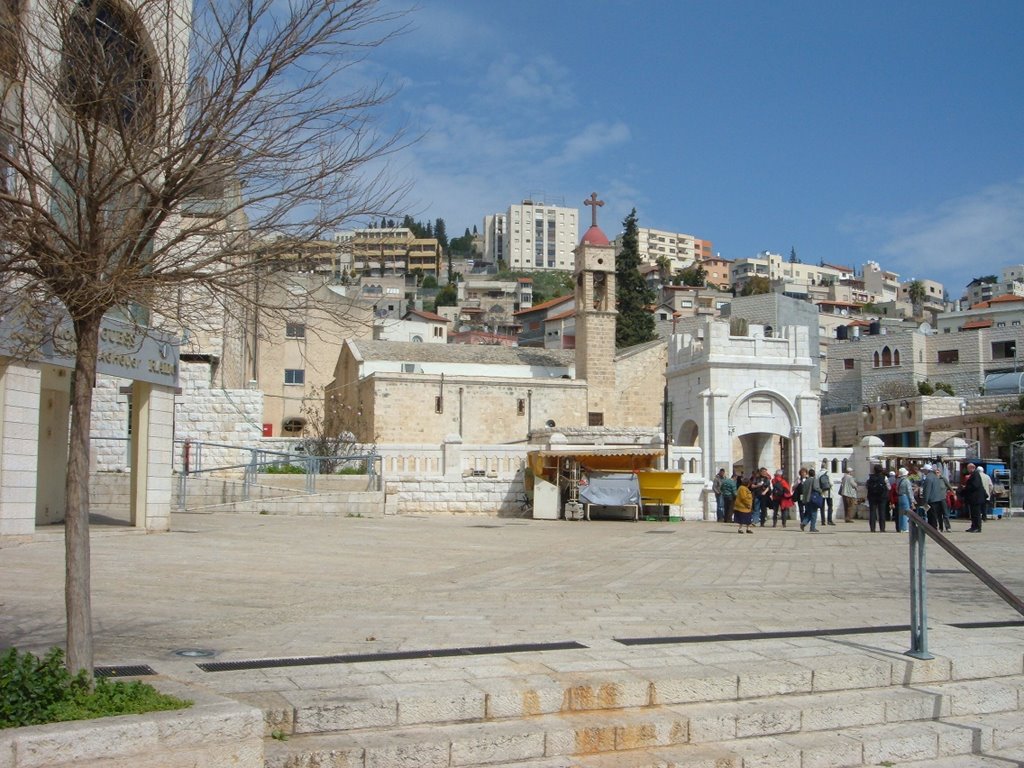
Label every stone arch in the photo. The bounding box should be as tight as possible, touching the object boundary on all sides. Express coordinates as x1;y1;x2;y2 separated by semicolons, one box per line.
60;0;161;137
882;346;892;367
727;388;800;477
677;419;699;447
873;350;880;368
893;348;901;366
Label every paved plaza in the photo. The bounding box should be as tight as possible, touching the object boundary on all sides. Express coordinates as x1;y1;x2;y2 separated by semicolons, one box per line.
3;512;1023;693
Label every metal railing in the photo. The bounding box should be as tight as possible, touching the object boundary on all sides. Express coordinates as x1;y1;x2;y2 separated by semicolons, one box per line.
906;508;1024;659
175;439;380;509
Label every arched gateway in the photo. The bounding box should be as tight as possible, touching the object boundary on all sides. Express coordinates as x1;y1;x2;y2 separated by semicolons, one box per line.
666;317;821;514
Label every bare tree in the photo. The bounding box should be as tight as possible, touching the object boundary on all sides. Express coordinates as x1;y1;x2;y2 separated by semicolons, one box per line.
0;0;409;675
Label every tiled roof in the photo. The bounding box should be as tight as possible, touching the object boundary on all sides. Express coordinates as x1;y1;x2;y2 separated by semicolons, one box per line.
512;294;573;316
350;339;575;367
404;308;449;323
961;319;993;330
546;308;576;322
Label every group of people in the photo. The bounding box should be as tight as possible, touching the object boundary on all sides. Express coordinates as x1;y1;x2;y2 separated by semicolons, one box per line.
714;461;995;536
865;461;994;534
713;466;858;535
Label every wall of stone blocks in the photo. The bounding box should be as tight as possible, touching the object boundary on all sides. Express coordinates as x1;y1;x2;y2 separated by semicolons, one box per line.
0;363;41;537
366;374;588;445
615;343;666;428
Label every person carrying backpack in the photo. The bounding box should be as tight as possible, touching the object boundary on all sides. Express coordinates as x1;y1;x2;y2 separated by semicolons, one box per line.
865;464;889;532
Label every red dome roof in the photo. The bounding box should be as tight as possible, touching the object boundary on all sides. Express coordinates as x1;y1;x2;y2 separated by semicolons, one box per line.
580;225;610;246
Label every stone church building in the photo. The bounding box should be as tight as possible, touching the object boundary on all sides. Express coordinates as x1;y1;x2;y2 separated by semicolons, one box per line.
326;214;666;445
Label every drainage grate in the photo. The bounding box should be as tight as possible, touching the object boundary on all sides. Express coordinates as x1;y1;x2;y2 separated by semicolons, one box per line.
615;625;911;646
950;619;1024;629
197;641;588;672
95;665;157;678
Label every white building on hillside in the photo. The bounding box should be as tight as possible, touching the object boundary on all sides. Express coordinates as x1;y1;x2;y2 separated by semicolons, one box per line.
503;199;579;272
612;227;713;274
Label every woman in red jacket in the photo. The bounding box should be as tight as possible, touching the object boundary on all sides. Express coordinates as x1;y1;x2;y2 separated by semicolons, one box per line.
771;470;794;528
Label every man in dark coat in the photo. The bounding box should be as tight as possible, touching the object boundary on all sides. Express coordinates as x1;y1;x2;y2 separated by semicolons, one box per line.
963;463;987;533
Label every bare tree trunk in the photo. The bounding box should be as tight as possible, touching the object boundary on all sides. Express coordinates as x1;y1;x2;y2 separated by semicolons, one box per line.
65;313;101;677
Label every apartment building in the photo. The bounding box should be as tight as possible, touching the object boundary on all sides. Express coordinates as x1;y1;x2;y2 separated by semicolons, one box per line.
346;227;442;277
503;200;579;272
613;227;713;274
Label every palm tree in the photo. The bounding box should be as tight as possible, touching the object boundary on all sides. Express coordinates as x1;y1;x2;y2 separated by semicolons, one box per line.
906;280;926;316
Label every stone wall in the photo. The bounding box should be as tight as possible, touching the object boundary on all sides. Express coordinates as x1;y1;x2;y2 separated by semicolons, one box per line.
615;342;666;428
365;374;588;444
0;680;263;768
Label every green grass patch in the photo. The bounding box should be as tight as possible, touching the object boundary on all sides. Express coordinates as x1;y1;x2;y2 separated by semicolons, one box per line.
1;648;191;729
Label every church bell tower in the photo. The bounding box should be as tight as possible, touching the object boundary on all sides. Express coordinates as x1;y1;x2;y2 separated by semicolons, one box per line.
574;192;617;426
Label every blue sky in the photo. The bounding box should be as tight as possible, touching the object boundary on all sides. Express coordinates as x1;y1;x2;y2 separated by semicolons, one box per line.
364;0;1024;296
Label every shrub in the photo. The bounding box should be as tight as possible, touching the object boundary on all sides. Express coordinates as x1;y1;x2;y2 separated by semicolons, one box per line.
1;648;190;729
263;462;305;474
917;381;934;395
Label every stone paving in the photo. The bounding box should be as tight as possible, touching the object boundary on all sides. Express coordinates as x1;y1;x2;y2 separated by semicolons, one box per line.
2;511;1023;703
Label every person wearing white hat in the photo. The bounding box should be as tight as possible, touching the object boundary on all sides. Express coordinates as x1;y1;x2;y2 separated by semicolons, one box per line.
839;467;858;523
920;464;947;530
895;467;913;532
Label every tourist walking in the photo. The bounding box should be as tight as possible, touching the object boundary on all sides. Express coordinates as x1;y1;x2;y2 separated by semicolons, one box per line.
794;468;808;528
887;470;898;522
919;464;948;530
771;470;794;527
963;463;987;533
895;467;914;532
865;464;888;532
720;472;737;524
713;468;726;522
733;477;754;534
817;469;834;526
750;468;768;526
839;467;858;522
800;468;821;532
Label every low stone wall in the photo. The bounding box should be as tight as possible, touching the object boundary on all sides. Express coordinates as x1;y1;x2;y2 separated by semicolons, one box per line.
0;678;263;768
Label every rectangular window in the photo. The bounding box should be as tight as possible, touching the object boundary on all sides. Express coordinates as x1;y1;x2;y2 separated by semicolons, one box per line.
435;395;443;413
285;322;306;338
992;340;1017;360
433;326;443;337
844;359;855;369
284;369;305;385
588;412;604;426
517;398;526;415
937;350;959;364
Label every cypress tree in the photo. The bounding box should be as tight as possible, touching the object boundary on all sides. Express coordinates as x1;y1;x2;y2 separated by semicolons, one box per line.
615;208;657;347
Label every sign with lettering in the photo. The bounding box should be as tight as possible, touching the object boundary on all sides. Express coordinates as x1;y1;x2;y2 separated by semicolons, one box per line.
0;310;179;388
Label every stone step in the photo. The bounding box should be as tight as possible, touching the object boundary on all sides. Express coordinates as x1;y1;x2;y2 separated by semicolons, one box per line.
256;657;1023;736
266;716;1024;768
263;677;1024;768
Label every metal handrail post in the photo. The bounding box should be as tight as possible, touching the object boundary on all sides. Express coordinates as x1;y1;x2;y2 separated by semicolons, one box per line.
244;449;256;501
177;470;186;510
305;456;315;494
907;519;933;659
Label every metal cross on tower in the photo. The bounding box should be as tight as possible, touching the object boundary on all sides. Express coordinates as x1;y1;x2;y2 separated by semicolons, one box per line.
584;192;604;228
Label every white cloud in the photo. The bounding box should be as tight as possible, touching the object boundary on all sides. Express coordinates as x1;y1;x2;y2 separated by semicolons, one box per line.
557;121;631;166
847;178;1024;288
482;53;576;110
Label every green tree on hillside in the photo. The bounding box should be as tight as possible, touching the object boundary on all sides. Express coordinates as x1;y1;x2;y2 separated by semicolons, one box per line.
675;263;706;287
740;276;772;296
615;209;657;347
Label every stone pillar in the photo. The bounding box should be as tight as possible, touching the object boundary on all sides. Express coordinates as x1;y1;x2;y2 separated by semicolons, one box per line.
130;381;175;531
37;366;70;525
0;361;41;538
442;433;463;480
